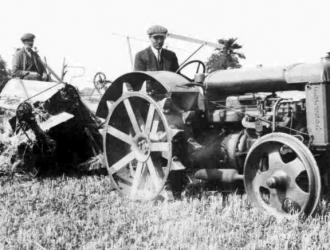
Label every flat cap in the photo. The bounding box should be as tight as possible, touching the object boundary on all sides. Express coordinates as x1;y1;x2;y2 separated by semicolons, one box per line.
147;25;168;37
21;33;35;41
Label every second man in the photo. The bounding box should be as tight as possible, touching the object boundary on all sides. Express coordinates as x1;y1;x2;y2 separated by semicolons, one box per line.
134;25;179;72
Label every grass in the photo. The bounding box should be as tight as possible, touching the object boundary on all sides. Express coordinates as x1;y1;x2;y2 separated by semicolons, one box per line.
1;174;330;249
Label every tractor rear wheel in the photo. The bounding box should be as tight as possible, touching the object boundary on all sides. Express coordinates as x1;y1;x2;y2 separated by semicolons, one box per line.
103;88;172;200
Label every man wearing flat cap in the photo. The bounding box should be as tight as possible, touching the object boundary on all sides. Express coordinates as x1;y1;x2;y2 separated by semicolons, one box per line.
134;25;179;72
12;33;48;81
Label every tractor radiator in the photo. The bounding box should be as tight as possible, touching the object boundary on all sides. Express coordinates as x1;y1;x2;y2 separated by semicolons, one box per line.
306;83;330;146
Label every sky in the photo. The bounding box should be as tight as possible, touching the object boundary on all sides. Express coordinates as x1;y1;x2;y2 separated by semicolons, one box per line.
1;0;330;88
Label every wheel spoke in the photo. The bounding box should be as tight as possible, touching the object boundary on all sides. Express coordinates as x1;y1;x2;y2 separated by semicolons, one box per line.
151;115;160;136
140;81;147;93
269;191;284;211
108;152;135;175
268;147;284;169
150;131;166;142
106;125;132;144
145;104;156;134
146;157;163;191
150;142;170;152
123;98;140;134
130;162;145;198
149;116;166;141
284;158;305;180
286;184;309;209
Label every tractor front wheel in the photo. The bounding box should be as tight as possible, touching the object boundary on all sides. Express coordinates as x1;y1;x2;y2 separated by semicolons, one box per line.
244;132;321;218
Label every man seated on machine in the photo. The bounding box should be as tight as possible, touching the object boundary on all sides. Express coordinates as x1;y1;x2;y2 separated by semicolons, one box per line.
12;33;49;81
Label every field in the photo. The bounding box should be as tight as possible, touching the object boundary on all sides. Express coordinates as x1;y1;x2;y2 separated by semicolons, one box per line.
0;98;329;250
1;173;330;250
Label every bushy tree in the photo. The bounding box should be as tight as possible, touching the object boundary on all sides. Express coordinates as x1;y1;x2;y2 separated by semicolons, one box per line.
206;38;245;73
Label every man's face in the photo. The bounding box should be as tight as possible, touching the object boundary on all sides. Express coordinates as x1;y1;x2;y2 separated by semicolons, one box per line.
150;35;165;50
23;40;34;49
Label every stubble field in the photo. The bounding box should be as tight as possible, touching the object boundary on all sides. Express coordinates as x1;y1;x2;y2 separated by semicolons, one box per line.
1;173;330;250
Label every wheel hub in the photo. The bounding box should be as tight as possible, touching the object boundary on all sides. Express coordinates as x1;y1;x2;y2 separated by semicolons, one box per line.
132;134;151;162
265;170;289;189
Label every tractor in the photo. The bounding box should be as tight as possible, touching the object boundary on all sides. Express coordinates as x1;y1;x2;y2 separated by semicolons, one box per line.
95;54;330;219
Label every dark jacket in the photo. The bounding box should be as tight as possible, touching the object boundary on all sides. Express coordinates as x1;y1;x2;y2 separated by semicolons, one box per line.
12;48;46;79
134;47;179;72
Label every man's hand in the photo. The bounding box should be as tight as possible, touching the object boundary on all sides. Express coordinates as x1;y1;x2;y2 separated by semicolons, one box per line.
41;72;49;81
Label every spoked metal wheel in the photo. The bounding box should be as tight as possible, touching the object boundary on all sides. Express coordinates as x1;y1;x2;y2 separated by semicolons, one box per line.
93;72;112;96
103;88;172;200
93;72;107;93
244;132;321;218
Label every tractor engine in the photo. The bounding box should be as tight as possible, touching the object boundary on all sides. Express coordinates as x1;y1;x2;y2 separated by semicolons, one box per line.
196;93;308;171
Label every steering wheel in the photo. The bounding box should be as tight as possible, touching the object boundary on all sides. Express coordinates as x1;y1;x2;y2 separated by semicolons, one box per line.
176;60;206;82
